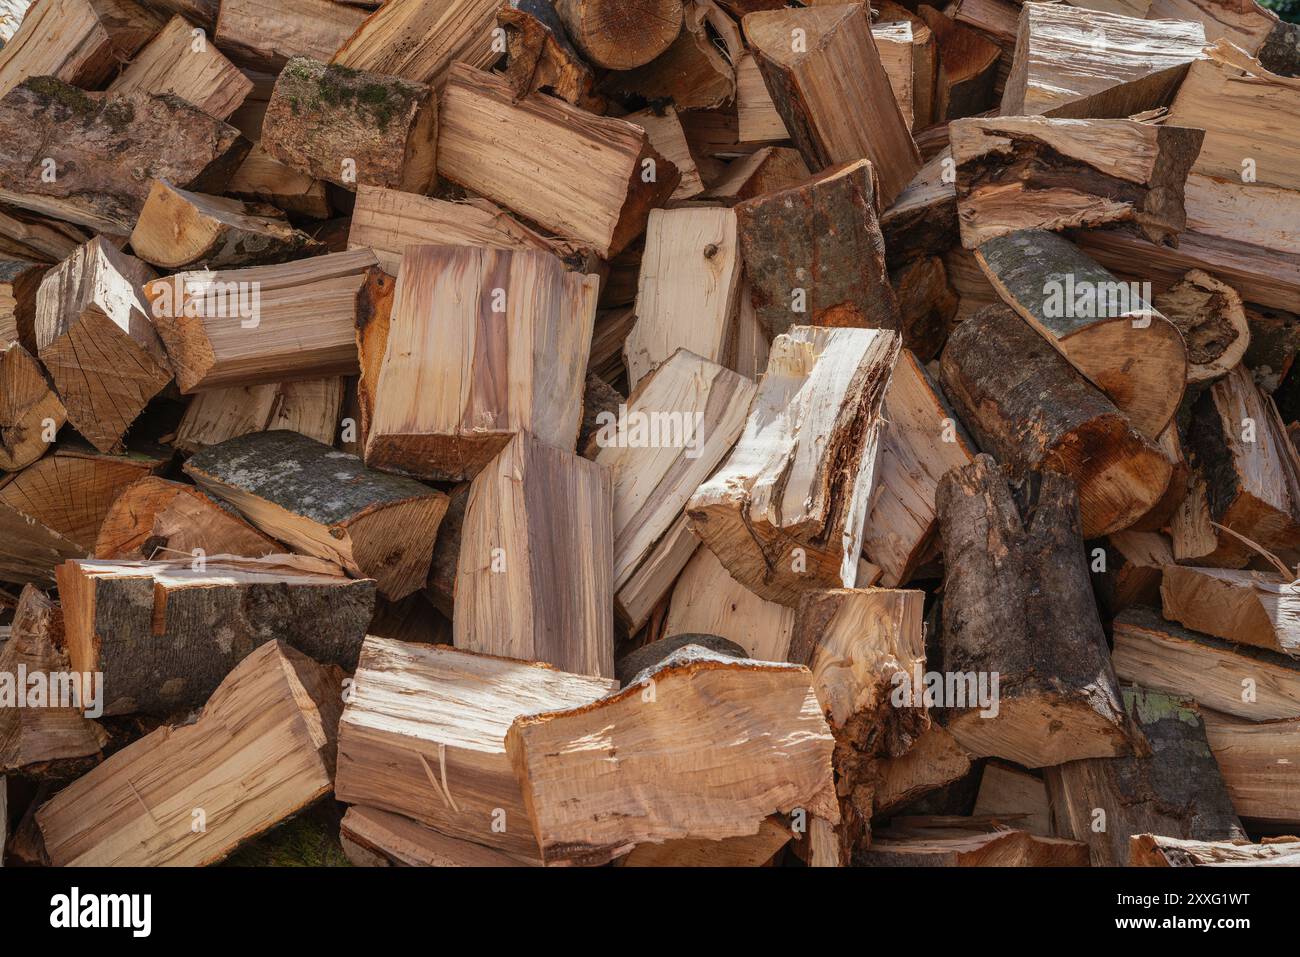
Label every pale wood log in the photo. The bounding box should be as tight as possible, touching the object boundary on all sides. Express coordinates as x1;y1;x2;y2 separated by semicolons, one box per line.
665;545;794;663
972;762;1052;836
334;637;616;861
873;20;916;129
878;2;937;127
626;107;705;202
871;724;972;815
858;827;1089;866
454;431;614;678
735;53;788;144
1131;833;1300;867
1154;269;1249;385
687;326;899;606
184;429;448;600
612;511;697;634
620;817;791;867
332;0;501;84
0;341;62;471
174;378;343;453
214;0;367;72
108;13;252;120
36;640;342;865
1202;708;1300;825
340;805;538;867
1161;566;1300;657
0;500;83;585
554;0;682;70
506;645;838;866
603;0;735;110
226;145;331;220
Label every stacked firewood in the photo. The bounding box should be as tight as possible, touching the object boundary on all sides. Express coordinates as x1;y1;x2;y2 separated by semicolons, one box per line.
0;0;1298;869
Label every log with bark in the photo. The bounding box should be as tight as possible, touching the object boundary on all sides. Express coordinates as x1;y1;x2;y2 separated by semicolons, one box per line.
1203;709;1300;824
499;0;605;112
604;0;737;110
0;341;64;471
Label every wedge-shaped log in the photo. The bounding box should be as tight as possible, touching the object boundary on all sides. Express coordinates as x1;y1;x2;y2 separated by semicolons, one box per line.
262;57;438;193
952;116;1204;248
332;0;501;83
144;249;378;393
624;109;703;201
1161;566;1300;657
214;0;367;72
184;430;448;600
742;3;920;205
500;0;607;113
688;326;898;607
335;637;616;862
175;378;342;454
1203;709;1300;824
736;159;899;340
974;230;1187;441
873;20;916;128
936;455;1133;767
0;78;248;235
881;151;958;270
862;349;977;588
665;546;795;663
36;640;342;866
363;244;597;481
872;725;972;816
939;306;1172;537
624;209;741;390
701;146;810;206
129;180;322;270
1131;834;1300;867
555;0;682;70
34;238;168;452
57;555;375;715
0;342;63;471
437;63;678;259
454;431;614;679
506;646;839;866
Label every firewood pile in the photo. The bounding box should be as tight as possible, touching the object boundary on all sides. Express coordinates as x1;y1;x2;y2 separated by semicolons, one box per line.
0;0;1298;870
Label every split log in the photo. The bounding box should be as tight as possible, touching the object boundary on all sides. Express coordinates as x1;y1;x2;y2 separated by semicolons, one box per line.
422;482;468;618
226;146;331;221
0;500;83;585
0;208;87;265
331;0;501;84
454;431;614;679
687;326;899;607
589;307;635;383
107;13;252;121
936;454;1133;767
742;3;920;206
1112;606;1300;721
891;256;959;362
34;238;167;452
623;209;741;389
500;0;605;111
261;57;437;194
951;116;1204;248
0;78;249;235
437;63;678;259
700;147;810;206
174;378;343;453
972;763;1052;836
0;586;108;778
554;0;683;70
184;430;448;600
735;53;788;144
334;637;616;861
1045;687;1244;866
862;349;977;588
0;342;63;471
880;152;958;271
144;249;378;393
625;108;704;202
1001;4;1206;117
214;0;368;72
93;476;279;561
1153;270;1249;385
362;244;597;481
871;724;972;816
939;306;1173;537
506;646;838;866
974;229;1187;440
872;20;916;129
614;633;748;685
36;640;342;866
0;0;160;99
614;514;697;636
0;258;49;350
1201;710;1300;825
858;827;1089;867
1092;530;1172;615
340;805;537;867
916;4;1000;122
1131;834;1300;867
605;0;737;110
736;159;898;340
1161;566;1300;657
620;817;792;867
665;546;795;663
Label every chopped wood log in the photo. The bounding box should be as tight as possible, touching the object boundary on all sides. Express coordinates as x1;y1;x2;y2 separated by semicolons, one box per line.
665;546;794;663
261;57;437;194
1092;530;1172;614
951;116;1204;249
858;827;1088;867
891;256;959;362
700;147;811;206
174;378;343;453
340;805;537;867
226;146;331;221
130;180;322;271
1131;833;1300;867
620;817;792;867
36;640;342;866
873;20;916;129
0;78;249;235
880;151;958;271
184;430;447;600
1161;566;1300;657
107;13;252;121
506;646;838;866
0;207;87;265
34;238;167;452
0;258;49;350
454;431;614;678
736;159;899;339
214;0;367;72
589;305;635;382
1001;4;1206;117
626;108;704;202
594;350;754;624
742;3;921;205
1112;606;1300;721
500;0;605;112
972;762;1051;835
862;349;977;588
605;0;737;110
437;63;678;259
687;326;899;607
0;586;108;778
614;632;748;685
623;209;741;389
331;0;501;84
0;500;83;585
144;249;378;393
362;244;597;481
1201;709;1300;825
57;555;373;715
1243;305;1300;393
609;512;695;634
872;724;972;815
0;342;63;471
0;0;161;99
939;306;1173;537
335;637;616;861
554;0;682;70
93;476;278;561
422;482;467;618
916;4;1000;122
936;455;1133;767
1153;270;1249;385
735;53;788;144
